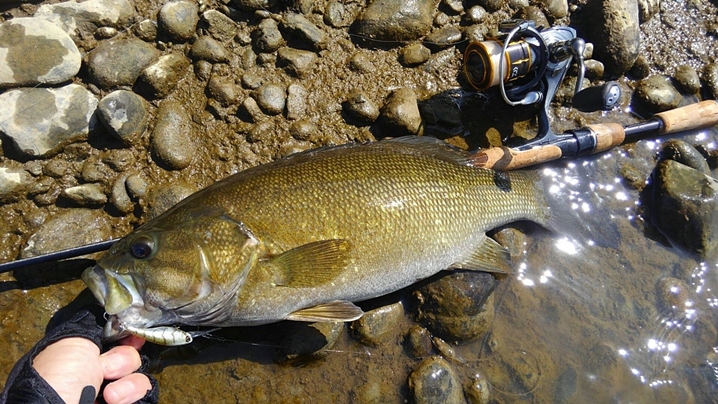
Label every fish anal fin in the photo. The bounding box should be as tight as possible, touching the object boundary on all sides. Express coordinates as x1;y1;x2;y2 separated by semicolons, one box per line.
451;236;512;274
286;300;364;322
269;239;352;288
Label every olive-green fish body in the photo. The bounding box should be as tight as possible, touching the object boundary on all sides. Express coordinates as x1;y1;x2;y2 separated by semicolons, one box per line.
83;137;550;341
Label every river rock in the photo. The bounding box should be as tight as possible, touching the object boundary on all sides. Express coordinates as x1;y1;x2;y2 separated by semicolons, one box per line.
464;6;487;24
110;173;134;214
253;84;286;115
344;91;380;123
659;140;711;174
81;157;114;183
253;18;284;53
424;26;462;50
61;183;108;206
190;36;229;63
286;84;308;120
408;356;466;404
585;0;640;76
0;18;81;88
673;65;701;94
34;0;134;38
476;0;503;12
414;271;496;341
281;13;327;51
277;47;317;78
0;84;98;158
652;159;718;258
139;53;190;98
232;0;279;10
324;1;357;28
87;38;160;89
0;166;32;203
203;9;238;42
350;302;404;345
353;0;437;43
21;209;111;258
158;0;199;41
634;75;682;113
405;325;433;358
208;74;240;107
584;59;605;81
400;43;431;66
134;19;158;41
96;90;149;145
380;88;422;136
276;321;344;363
540;0;568;19
703;63;718;99
126;173;149;199
147;182;196;219
151;100;195;170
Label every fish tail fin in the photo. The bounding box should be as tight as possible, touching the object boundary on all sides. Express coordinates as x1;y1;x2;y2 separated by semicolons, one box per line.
535;168;620;249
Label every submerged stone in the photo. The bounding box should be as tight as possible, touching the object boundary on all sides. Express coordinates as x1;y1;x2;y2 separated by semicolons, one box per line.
0;84;98;158
0;18;81;88
350;302;404;345
408;356;466;404
652;159;718;259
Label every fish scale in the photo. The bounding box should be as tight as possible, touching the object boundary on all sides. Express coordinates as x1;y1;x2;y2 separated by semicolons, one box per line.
84;137;552;342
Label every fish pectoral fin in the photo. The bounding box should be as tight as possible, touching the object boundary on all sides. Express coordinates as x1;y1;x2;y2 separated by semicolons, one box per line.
451;236;512;274
286;300;364;322
268;239;352;288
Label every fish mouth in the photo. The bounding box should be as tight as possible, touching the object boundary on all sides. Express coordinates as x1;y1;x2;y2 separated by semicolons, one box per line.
82;265;160;341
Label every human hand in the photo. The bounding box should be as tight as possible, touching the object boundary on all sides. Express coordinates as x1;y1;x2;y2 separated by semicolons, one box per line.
33;335;152;404
1;308;159;404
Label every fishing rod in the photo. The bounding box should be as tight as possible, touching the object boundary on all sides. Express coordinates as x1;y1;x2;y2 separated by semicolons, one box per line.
0;239;115;274
469;100;718;171
462;19;718;170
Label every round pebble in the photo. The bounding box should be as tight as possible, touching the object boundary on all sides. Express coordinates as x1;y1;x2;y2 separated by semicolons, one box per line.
133;19;158;41
202;9;238;42
400;43;431;67
703;63;718;99
405;325;434;358
281;13;327;51
350;302;404;345
659;140;711;174
151;100;196;170
253;84;286;115
110;174;134;214
0;166;32;203
344;92;380;123
324;1;356;28
125;173;148;199
635;75;682;112
277;47;317;78
140;53;191;98
289;119;319;141
380;88;422;135
158;0;199;41
286;83;308;120
464;6;487;24
61;183;108;206
408;356;465;404
253;18;284;53
673;65;701;94
190;36;229;62
87;38;160;89
97;90;149;145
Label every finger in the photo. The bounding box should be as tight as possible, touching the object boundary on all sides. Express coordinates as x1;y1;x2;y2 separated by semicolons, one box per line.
103;373;153;404
119;334;146;350
99;345;142;379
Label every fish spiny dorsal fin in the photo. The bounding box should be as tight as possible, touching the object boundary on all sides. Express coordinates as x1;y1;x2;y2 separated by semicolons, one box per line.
267;239;353;288
383;136;473;166
451;236;512;274
286;300;364;322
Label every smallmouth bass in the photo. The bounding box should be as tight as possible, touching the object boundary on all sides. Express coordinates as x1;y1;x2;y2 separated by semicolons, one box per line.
82;136;552;344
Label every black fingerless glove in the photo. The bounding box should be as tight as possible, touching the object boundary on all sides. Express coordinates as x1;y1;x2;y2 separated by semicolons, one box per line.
1;308;159;404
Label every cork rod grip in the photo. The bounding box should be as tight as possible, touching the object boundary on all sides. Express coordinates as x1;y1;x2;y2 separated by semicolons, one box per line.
654;100;718;135
585;123;626;154
468;145;563;171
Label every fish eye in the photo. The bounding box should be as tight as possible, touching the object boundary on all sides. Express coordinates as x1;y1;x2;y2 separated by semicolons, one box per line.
129;236;154;259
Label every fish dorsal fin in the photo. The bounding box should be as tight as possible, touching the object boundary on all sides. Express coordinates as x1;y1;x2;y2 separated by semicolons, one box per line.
451;236;512;274
267;239;352;288
383;136;472;166
286;300;364;322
